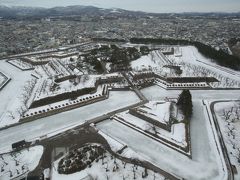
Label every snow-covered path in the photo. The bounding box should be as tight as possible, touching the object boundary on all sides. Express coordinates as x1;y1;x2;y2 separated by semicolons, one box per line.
0;91;140;152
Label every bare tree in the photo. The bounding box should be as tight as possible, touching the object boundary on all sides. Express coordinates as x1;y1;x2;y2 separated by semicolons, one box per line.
152;125;157;135
13;158;19;166
7;111;15;119
229;139;236;149
222;109;231;124
153;171;156;180
234;106;240;122
104;163;109;172
106;174;109;180
236;148;240;164
232;148;240;164
9;170;13;178
227;126;235;138
16;107;25;117
1;165;4;172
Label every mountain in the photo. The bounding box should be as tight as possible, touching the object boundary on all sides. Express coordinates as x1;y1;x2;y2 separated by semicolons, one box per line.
0;5;46;18
0;5;239;19
0;5;147;19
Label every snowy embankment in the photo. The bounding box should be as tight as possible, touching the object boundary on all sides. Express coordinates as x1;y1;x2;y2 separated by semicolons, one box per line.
7;59;34;70
134;101;171;125
174;46;240;88
98;129;148;160
0;71;10;90
176;46;240;80
113;99;187;150
114;111;187;151
0;146;43;180
98;130;126;152
214;101;240;180
0;74;5;86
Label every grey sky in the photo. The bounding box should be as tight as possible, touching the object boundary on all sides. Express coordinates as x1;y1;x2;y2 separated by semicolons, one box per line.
0;0;240;13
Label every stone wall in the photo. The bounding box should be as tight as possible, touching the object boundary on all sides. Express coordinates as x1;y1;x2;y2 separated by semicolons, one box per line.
21;94;108;122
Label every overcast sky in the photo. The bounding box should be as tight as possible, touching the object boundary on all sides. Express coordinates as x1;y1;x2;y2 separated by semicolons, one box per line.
0;0;240;13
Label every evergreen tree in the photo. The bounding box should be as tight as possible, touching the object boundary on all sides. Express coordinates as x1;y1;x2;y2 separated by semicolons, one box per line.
177;90;193;119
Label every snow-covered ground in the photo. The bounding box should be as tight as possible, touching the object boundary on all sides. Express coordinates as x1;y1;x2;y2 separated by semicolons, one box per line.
33;73;121;102
174;46;240;79
114;110;187;149
130;45;240;88
52;144;165;180
98;129;149;160
98;130;126;153
0;60;33;127
0;91;140;153
214;101;240;180
96;85;233;179
33;75;96;101
34;59;74;79
0;146;43;180
131;50;167;71
174;46;240;87
8;59;34;70
97;100;225;180
133;101;172;125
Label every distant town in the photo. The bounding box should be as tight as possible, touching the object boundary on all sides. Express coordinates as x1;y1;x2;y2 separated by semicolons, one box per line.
0;6;240;58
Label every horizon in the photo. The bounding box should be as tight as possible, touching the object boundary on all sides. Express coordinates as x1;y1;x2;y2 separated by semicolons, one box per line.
0;0;240;13
1;4;240;14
